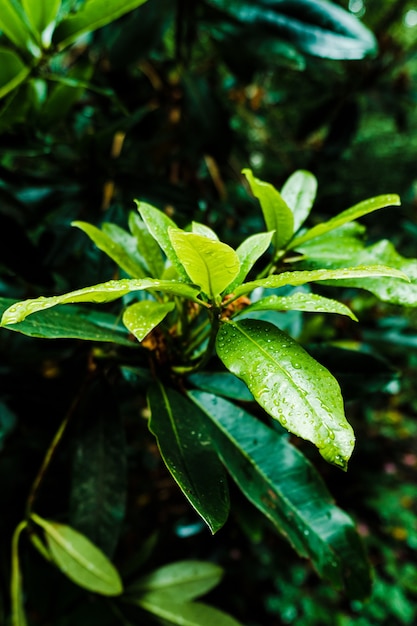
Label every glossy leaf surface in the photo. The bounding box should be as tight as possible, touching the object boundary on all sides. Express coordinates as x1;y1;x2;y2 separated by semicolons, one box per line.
129;560;223;601
0;48;31;99
226;231;274;293
123;300;174;341
53;0;150;50
189;391;371;599
169;230;240;298
22;0;61;40
129;211;165;278
242;292;358;321
242;168;293;251
281;170;317;233
147;383;230;533
0;0;37;52
216;319;354;468
0;278;202;325
31;514;123;596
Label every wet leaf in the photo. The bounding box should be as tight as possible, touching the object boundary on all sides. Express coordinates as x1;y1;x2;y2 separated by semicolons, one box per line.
189;391;372;599
242;292;358;321
216;319;354;468
147;383;230;533
188;372;254;402
281;170;317;233
226;231;274;293
123;300;174;341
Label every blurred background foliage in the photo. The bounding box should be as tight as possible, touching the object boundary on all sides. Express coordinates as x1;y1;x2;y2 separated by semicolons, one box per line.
1;0;417;624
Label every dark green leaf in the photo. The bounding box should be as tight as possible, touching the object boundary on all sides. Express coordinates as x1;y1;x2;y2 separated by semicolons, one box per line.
216;319;354;468
0;48;31;99
189;391;371;599
147;383;230;533
188;372;254;402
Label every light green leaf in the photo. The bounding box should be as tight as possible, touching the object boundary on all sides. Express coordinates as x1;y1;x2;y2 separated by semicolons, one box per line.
281;170;317;233
242;292;358;321
0;48;31;99
191;222;219;240
31;513;123;596
136;592;243;626
234;264;409;297
216;319;354;468
147;383;230;534
242;168;294;251
11;521;28;626
22;0;61;44
129;211;165;278
0;0;39;53
226;231;274;294
72;220;148;278
290;194;401;248
128;560;223;601
53;0;150;50
169;230;240;299
189;391;371;600
1;278;202;325
123;300;174;341
136;201;189;281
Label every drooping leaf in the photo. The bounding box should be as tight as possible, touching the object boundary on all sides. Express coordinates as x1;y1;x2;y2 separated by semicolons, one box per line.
234;265;409;298
31;514;123;596
0;48;31;99
0;0;39;53
0;278;203;325
134;592;243;626
11;521;28;626
188;372;254;402
129;211;165;278
123;300;175;341
169;229;240;299
72;220;148;278
281;170;317;233
53;0;150;50
226;231;274;293
241;292;358;321
290;194;401;248
136;201;189;280
147;383;230;533
69;376;127;558
22;0;61;44
242;168;294;251
189;391;371;599
128;560;223;601
216;319;354;468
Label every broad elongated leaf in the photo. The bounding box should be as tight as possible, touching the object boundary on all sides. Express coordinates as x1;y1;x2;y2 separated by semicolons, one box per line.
123;300;174;341
188;372;254;402
241;292;358;321
135;592;243;626
216;319;354;468
290;194;401;248
226;231;274;294
53;0;150;50
191;222;219;240
136;201;189;280
129;211;165;278
70;376;127;558
128;560;223;601
206;0;377;60
147;383;230;533
0;298;134;344
189;391;371;599
72;221;148;278
169;230;240;299
22;0;61;43
242;168;293;251
281;170;317;233
0;0;38;53
234;264;409;298
0;278;203;325
31;514;123;596
0;48;31;99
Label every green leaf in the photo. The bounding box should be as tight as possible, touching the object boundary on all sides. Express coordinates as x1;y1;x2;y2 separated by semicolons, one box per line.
281;170;317;233
22;0;61;44
136;201;189;281
188;372;254;402
40;61;94;126
11;521;28;626
169;230;240;299
72;220;148;278
135;592;243;626
189;391;371;599
31;513;123;596
242;168;294;251
147;383;230;533
242;292;358;321
0;48;31;99
290;194;401;249
216;319;354;469
129;211;165;278
191;222;219;240
53;0;150;50
234;265;409;298
0;278;202;325
128;560;223;601
123;300;174;341
0;0;39;53
226;231;274;293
